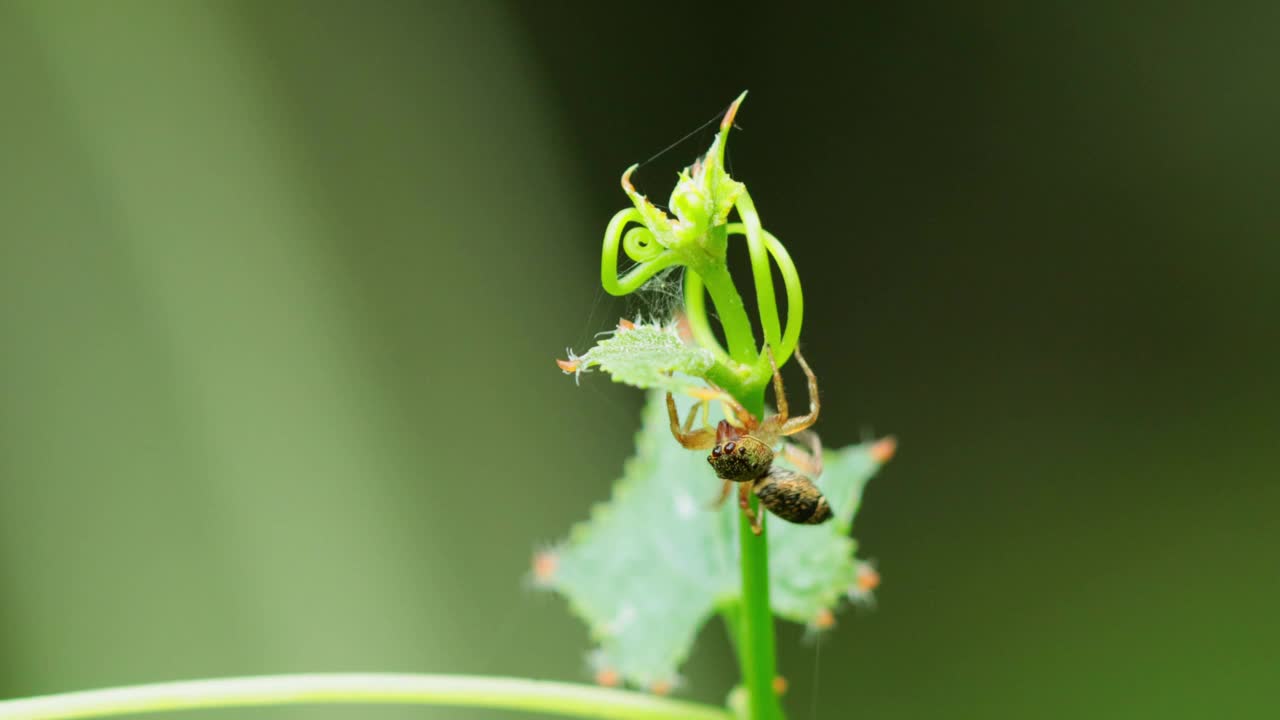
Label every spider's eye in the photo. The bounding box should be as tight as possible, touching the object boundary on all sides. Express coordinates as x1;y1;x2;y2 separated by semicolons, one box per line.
712;446;722;457
724;442;736;453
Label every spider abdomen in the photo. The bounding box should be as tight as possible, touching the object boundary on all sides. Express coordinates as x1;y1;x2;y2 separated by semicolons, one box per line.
753;468;832;525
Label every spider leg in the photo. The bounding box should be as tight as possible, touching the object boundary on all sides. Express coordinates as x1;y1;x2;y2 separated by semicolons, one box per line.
738;483;763;536
695;382;753;429
779;348;820;437
682;398;702;434
766;345;788;423
708;479;733;509
718;394;756;430
745;345;788;447
666;393;716;450
782;430;824;477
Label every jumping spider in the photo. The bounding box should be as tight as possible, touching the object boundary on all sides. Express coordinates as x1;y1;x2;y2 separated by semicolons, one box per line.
666;348;829;535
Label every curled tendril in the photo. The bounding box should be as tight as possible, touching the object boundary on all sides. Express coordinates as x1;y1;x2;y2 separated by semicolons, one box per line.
601;208;679;296
623;226;664;262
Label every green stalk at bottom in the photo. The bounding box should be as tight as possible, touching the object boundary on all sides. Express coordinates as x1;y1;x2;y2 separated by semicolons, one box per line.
0;674;733;720
738;500;785;720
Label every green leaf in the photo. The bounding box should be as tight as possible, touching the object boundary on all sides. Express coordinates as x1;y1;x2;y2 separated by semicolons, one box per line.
535;392;893;689
563;322;716;394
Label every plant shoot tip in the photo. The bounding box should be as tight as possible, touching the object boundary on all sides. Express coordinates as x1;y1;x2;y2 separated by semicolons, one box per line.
722;91;748;130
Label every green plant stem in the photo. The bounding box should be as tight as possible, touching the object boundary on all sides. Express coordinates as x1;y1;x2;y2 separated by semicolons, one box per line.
696;269;783;720
0;674;734;720
737;495;783;720
695;262;758;366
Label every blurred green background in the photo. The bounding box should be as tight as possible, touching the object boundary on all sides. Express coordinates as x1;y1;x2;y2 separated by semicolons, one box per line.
2;1;1277;718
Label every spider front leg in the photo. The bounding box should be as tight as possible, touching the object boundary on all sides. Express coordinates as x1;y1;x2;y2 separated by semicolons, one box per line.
709;478;733;509
666;393;716;450
738;483;763;535
688;383;756;432
752;346;821;445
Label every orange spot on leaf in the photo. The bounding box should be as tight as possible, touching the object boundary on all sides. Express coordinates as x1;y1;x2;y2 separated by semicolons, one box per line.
857;564;881;592
772;675;789;696
531;551;558;584
813;607;836;630
649;679;674;696
617;318;635;331
870;436;898;464
594;668;621;688
556;358;580;374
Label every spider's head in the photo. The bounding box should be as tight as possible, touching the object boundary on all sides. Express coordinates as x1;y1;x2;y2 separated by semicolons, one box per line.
708;435;773;482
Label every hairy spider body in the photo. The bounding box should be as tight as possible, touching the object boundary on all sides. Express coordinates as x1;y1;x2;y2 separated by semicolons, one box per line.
708;434;772;482
667;348;829;534
707;420;831;526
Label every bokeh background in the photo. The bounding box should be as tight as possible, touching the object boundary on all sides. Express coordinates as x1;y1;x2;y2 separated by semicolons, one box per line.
2;2;1277;718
